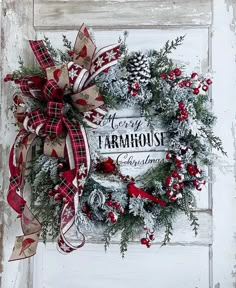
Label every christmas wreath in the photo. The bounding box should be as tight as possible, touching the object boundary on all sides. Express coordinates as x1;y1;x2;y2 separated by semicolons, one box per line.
5;24;225;261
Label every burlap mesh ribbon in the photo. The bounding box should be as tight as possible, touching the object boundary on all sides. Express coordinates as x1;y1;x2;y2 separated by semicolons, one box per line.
7;24;120;261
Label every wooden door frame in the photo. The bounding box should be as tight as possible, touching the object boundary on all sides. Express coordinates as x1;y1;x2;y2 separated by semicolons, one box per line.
1;1;236;287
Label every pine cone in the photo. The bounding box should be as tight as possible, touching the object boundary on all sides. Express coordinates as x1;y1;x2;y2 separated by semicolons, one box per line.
127;52;151;86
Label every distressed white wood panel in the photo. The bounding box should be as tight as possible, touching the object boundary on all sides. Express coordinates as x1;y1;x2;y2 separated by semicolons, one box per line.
37;28;209;74
0;0;3;283
1;0;35;287
211;0;236;287
80;211;212;245
34;0;212;29
33;243;210;288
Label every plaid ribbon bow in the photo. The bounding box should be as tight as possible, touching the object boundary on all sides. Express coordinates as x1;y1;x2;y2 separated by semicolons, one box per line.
7;23;120;261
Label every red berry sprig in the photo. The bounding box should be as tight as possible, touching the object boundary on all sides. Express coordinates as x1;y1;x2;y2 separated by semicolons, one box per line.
129;81;140;97
160;68;182;81
177;102;188;121
140;228;155;248
4;74;13;82
108;211;117;223
193;179;206;191
187;164;201;177
178;72;213;95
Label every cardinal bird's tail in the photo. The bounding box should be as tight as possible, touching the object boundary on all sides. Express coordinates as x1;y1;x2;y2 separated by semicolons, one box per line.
127;182;166;207
148;194;167;207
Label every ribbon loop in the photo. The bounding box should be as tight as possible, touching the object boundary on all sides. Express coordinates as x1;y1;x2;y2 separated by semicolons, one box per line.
43;79;64;102
29;40;55;69
73;24;96;70
24;109;46;135
20;76;46;100
44;102;64;136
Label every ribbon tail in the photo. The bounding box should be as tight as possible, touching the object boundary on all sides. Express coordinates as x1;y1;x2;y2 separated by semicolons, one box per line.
57;201;85;254
56;120;90;254
29;40;55;69
7;131;41;261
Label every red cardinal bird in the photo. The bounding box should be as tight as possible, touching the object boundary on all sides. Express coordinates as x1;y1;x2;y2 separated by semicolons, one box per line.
127;182;166;207
19;238;35;257
53;68;62;82
75;45;87;60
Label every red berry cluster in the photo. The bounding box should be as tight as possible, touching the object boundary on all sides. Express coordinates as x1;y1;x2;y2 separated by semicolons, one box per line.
160;68;182;81
108;211;117;223
82;205;93;219
187;164;206;191
4;74;21;84
193;179;206;191
165;153;186;202
140;228;155;248
106;194;124;223
4;74;13;82
178;73;213;95
128;82;140;97
166;153;183;170
177;102;188;121
187;164;201;176
118;173;135;183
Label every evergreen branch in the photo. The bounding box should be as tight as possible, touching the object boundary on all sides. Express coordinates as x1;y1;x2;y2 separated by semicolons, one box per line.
118;31;129;67
199;127;227;156
104;213;141;257
142;161;172;185
62;34;72;50
193;94;216;126
161;221;173;246
120;226;134;258
44;36;59;60
161;35;186;56
189;210;199;237
11;57;45;80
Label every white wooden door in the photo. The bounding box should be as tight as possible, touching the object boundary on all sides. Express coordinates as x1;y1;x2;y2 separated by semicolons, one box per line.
1;1;236;288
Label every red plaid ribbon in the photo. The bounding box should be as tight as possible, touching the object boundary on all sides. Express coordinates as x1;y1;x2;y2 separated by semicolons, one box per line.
7;131;42;261
45;102;64;136
8;24;120;260
26;109;45;134
43;79;64;102
20;76;45;100
29;40;55;69
7;131;29;214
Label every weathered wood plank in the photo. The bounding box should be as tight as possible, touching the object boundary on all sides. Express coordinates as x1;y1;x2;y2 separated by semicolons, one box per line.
211;1;236;287
33;244;210;288
34;0;212;28
37;28;209;74
1;0;35;287
80;210;212;245
0;2;3;283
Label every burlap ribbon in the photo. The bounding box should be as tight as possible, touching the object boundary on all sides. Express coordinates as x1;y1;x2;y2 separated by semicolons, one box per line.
7;24;120;260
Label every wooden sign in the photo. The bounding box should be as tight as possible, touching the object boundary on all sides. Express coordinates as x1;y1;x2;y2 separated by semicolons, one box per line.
87;108;166;178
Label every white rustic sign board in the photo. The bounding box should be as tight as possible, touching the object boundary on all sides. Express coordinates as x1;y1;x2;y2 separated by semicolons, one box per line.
87;110;166;178
1;1;236;288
